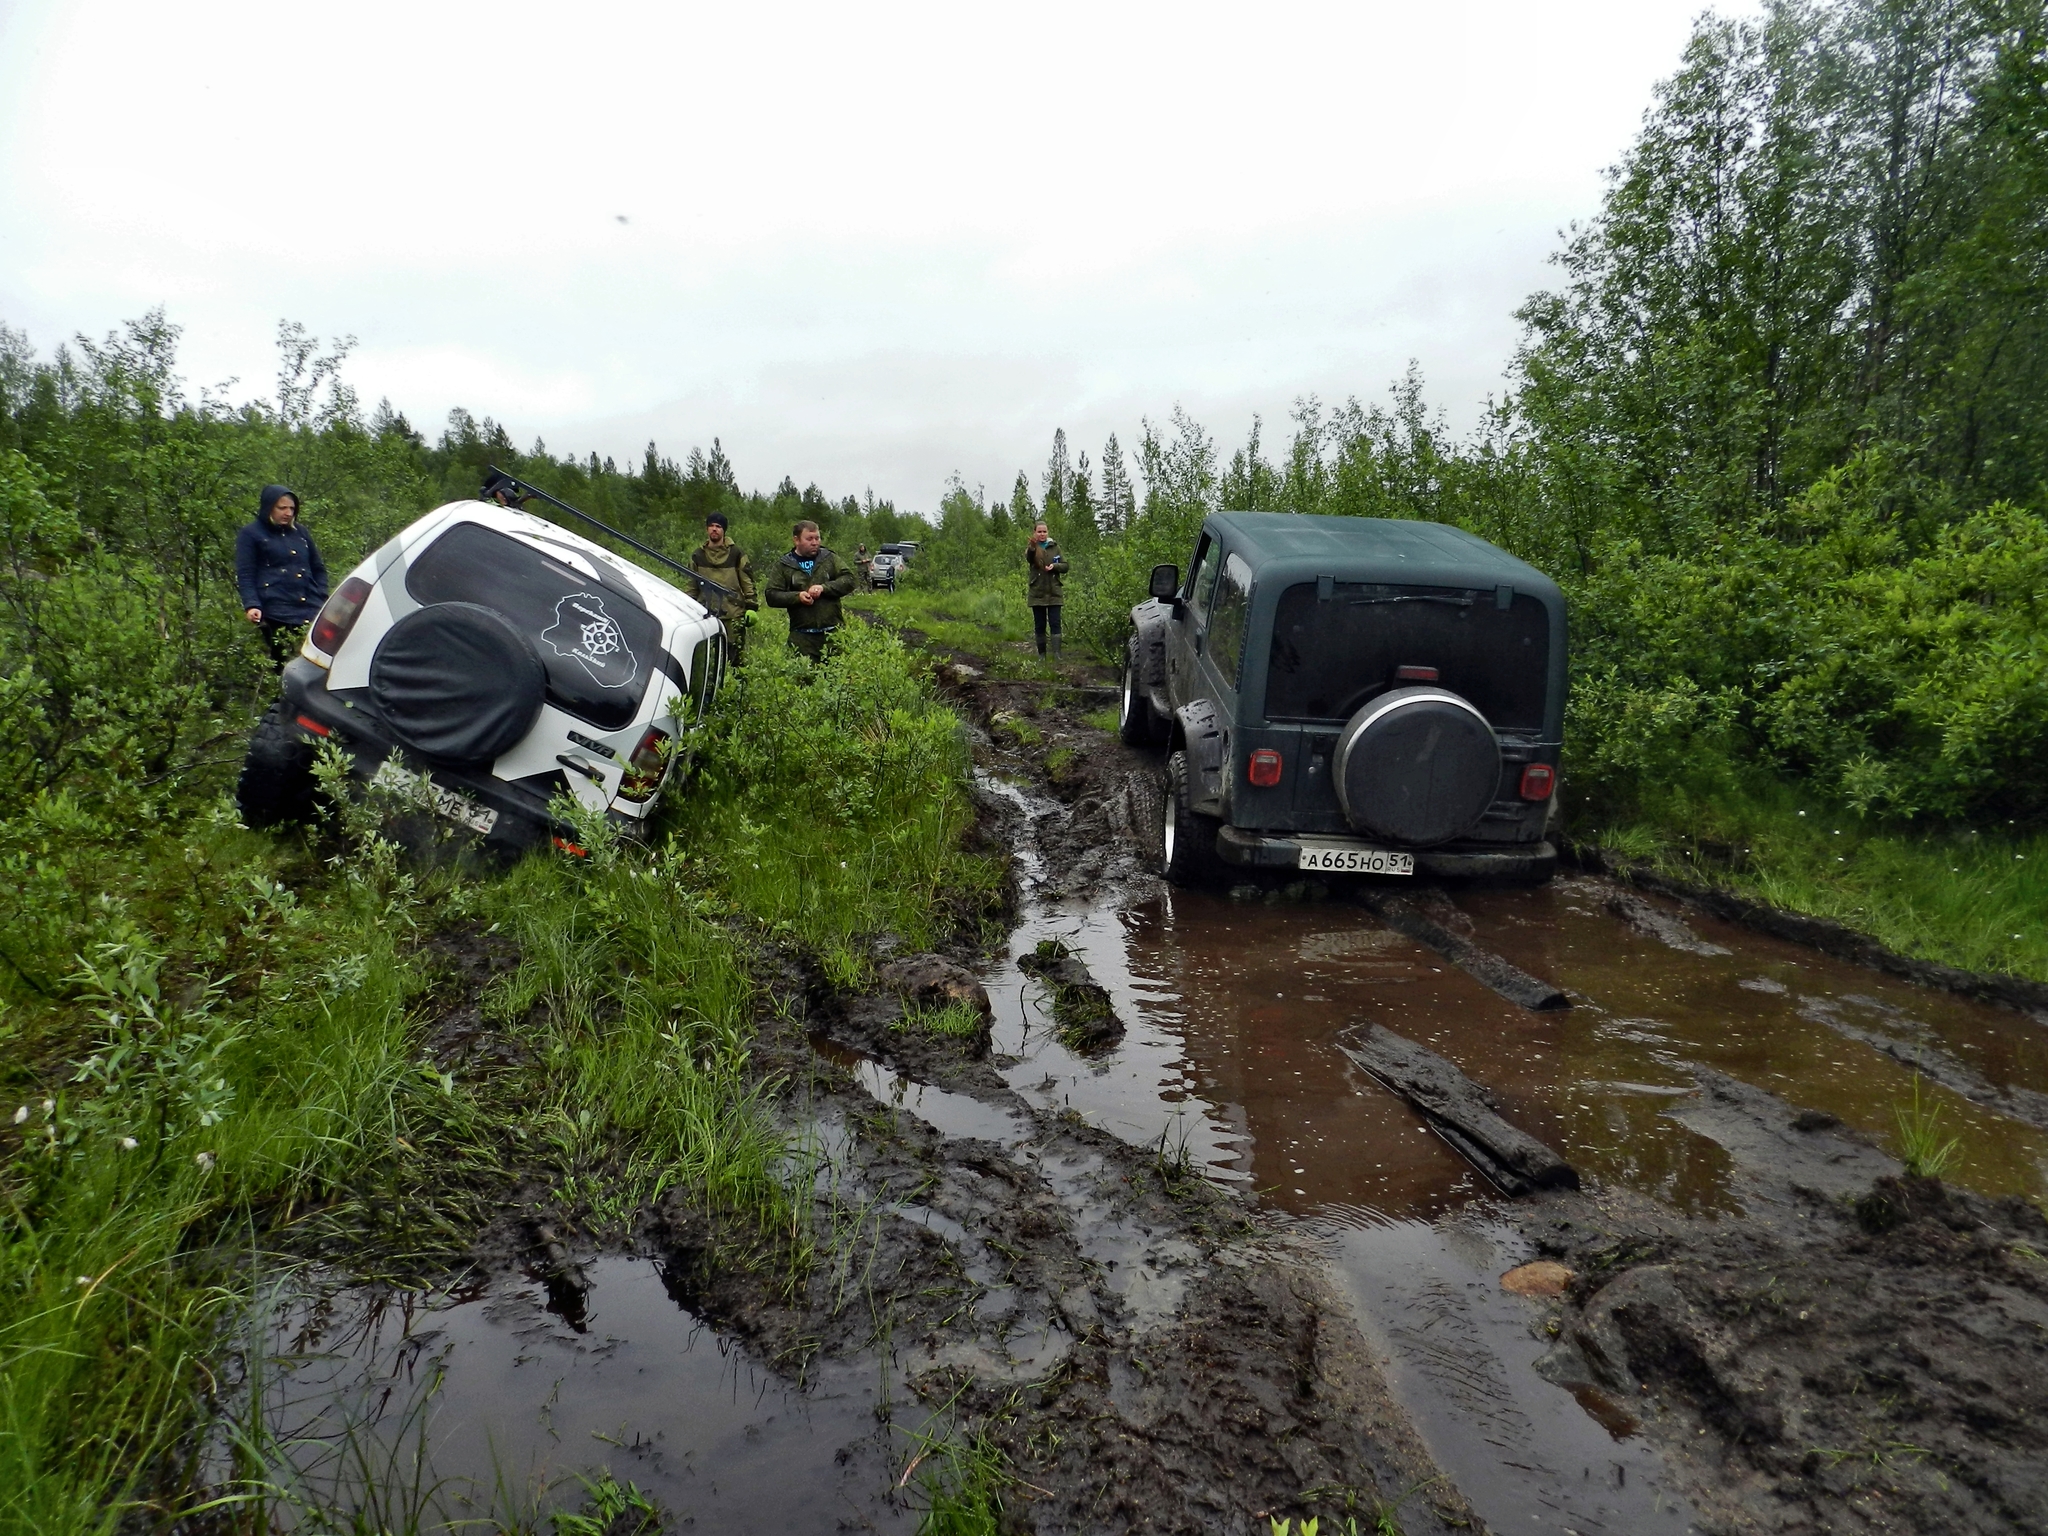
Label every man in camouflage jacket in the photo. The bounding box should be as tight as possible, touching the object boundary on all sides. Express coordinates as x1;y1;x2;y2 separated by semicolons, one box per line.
688;511;758;658
763;519;858;660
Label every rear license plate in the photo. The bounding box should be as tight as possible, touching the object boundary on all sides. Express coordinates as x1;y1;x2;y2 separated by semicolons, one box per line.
371;758;500;836
1296;844;1414;875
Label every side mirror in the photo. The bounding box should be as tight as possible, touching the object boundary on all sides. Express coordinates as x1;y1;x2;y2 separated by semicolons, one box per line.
1148;564;1181;602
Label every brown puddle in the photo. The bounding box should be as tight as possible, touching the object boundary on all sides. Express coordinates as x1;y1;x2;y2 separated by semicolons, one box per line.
982;861;2048;1536
992;880;2048;1217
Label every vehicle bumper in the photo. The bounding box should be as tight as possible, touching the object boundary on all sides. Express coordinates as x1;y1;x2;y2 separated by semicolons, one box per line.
275;659;628;855
1215;824;1557;881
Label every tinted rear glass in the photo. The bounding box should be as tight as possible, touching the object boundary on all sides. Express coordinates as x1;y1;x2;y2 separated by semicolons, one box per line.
1207;552;1253;688
405;521;662;730
1265;581;1549;728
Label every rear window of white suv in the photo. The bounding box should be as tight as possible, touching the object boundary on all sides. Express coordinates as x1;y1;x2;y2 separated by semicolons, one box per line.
405;520;663;730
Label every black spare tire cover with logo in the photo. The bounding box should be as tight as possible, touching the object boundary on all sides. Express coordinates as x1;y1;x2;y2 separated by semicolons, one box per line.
367;602;546;767
1333;686;1501;846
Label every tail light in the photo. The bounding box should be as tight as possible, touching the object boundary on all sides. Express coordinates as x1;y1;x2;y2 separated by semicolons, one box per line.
616;726;673;802
1248;749;1283;787
1394;665;1439;682
305;576;374;666
1520;763;1556;801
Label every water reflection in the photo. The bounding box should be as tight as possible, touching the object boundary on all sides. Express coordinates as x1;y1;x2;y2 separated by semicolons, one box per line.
243;1258;909;1532
993;877;2048;1216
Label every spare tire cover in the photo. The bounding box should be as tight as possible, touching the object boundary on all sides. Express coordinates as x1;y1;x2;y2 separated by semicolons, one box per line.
1333;687;1501;846
368;601;546;767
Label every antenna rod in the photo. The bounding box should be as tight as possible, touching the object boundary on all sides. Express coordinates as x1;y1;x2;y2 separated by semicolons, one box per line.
481;465;736;600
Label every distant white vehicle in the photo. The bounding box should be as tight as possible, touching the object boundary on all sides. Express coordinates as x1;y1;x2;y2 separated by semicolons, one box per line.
237;482;728;853
868;549;906;589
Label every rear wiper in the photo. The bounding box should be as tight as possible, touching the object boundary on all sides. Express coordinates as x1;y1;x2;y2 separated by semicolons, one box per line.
1346;595;1473;608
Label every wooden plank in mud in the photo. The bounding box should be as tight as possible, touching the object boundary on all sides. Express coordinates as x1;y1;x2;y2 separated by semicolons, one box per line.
1337;1024;1579;1195
1357;892;1569;1011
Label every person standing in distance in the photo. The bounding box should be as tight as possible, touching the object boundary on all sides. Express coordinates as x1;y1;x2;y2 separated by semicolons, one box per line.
763;519;856;661
235;485;328;667
688;511;758;659
1025;520;1068;660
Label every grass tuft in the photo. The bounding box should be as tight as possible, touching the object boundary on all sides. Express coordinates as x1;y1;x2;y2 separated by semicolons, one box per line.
897;1001;986;1039
1895;1073;1962;1179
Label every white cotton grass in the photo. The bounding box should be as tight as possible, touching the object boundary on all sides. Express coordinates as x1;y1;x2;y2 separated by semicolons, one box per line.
12;1106;25;1125
195;1151;216;1172
118;1137;138;1150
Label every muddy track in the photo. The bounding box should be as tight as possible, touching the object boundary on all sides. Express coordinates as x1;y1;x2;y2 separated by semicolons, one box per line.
260;633;2048;1535
909;643;2048;1535
706;665;1487;1533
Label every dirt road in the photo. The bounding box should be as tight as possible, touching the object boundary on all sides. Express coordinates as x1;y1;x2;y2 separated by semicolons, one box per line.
256;639;2048;1535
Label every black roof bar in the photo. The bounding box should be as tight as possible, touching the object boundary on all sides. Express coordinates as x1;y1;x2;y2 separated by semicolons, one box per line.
480;465;735;600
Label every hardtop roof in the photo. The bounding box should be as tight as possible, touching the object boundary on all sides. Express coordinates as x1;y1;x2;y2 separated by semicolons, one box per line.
1205;511;1558;596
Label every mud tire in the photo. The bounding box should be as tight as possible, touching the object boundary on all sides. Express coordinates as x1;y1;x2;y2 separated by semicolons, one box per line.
237;700;318;829
1159;750;1224;885
1118;635;1165;748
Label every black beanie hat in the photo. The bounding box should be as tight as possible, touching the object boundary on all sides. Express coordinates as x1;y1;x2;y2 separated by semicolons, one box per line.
259;484;298;520
705;511;729;529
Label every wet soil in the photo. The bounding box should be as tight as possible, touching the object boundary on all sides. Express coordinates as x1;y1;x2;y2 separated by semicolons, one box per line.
252;632;2048;1535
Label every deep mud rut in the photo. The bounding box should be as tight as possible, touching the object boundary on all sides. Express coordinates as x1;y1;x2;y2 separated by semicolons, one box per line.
260;640;2048;1535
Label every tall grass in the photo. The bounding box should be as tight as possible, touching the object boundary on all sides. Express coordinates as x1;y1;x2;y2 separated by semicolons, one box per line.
0;821;428;1536
0;614;993;1534
686;623;1000;980
1579;769;2048;981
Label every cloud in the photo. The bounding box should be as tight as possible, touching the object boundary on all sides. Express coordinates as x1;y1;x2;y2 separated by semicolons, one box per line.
0;0;1739;507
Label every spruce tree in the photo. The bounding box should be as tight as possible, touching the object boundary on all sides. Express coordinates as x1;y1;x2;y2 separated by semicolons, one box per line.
1010;470;1036;532
1068;450;1097;544
1100;433;1135;532
1041;428;1070;526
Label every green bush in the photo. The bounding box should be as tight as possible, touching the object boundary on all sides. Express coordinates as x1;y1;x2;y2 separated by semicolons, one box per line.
1565;455;2048;824
683;621;993;967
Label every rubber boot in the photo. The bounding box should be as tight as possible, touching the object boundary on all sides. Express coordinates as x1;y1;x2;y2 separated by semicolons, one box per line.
1051;635;1062;660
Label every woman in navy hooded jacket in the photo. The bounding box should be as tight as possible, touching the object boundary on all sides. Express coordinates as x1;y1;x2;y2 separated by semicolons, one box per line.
235;484;328;664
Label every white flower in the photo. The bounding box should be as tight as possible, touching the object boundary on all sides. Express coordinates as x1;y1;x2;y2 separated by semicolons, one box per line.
195;1151;215;1172
75;1276;92;1287
118;1136;138;1151
12;1106;25;1125
41;1099;53;1113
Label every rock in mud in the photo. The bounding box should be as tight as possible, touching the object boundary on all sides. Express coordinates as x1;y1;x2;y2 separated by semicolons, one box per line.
1018;938;1124;1052
1500;1260;1574;1297
1337;1024;1578;1194
877;953;994;1055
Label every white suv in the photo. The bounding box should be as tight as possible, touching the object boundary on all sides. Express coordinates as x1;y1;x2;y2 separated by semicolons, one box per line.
237;497;727;853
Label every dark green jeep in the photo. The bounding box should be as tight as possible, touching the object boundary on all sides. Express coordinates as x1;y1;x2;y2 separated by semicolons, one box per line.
1118;513;1565;884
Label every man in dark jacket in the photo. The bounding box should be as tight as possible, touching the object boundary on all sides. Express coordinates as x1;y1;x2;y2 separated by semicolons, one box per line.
762;519;857;660
235;485;329;665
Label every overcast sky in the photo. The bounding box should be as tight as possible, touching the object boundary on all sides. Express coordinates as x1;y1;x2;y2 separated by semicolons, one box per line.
0;0;1737;512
